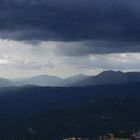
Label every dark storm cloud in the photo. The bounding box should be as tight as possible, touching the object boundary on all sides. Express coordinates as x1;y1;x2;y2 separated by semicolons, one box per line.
56;41;140;56
1;0;140;53
0;0;140;41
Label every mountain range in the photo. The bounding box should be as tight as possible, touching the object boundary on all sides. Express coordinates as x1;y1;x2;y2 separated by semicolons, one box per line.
70;70;140;87
1;70;140;87
0;70;139;139
15;74;63;87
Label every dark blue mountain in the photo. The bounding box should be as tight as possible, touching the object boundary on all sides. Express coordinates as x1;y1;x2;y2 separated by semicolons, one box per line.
71;71;140;86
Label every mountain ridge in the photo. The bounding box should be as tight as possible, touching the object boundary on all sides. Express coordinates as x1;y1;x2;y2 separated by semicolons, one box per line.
71;71;140;87
1;70;140;87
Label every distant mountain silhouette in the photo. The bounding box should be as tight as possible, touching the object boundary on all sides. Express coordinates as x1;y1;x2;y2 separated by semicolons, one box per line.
58;74;89;86
0;78;13;87
15;74;63;87
70;71;140;87
13;74;89;87
3;70;140;87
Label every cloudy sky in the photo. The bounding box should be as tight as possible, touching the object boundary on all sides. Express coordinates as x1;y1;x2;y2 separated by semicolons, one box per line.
0;0;140;78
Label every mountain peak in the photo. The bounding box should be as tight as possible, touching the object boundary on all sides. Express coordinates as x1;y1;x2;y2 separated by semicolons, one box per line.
98;70;124;76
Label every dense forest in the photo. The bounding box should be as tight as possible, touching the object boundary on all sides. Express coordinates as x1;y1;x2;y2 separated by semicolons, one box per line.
0;83;139;139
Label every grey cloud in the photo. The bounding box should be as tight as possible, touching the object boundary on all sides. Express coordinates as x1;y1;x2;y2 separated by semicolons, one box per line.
13;60;45;70
45;61;55;69
8;60;55;70
61;53;140;71
0;60;47;70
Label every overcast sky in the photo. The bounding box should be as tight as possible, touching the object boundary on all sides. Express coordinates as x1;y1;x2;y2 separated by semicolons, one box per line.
0;0;140;78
